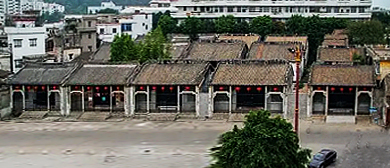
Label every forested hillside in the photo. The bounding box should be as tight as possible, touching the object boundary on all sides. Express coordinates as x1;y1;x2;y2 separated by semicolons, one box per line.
44;0;150;14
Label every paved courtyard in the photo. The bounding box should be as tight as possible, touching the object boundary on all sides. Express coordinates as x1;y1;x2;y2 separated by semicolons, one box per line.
0;120;389;168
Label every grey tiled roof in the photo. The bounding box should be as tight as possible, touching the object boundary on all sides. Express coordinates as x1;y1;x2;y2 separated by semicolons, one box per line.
91;43;111;62
9;63;77;85
248;42;295;61
310;64;375;86
184;41;246;61
66;64;138;85
132;62;209;85
317;47;365;62
211;61;291;86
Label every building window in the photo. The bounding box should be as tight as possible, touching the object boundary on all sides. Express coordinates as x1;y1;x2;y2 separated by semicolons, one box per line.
88;33;91;39
237;7;241;12
183;6;187;11
194;6;197;11
145;25;148;30
358;7;365;13
242;7;247;13
68;53;74;60
219;7;224;12
145;14;148;19
249;7;256;12
228;7;234;12
13;39;22;48
29;38;37;47
88;21;92;27
200;7;205;12
351;7;357;13
113;28;117;33
15;59;23;68
88;46;92;52
100;28;104;34
121;23;132;32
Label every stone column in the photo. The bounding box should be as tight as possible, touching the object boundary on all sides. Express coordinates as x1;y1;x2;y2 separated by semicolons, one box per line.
130;86;135;116
60;86;66;116
325;86;329;116
229;86;232;115
355;87;358;116
110;86;113;113
208;86;213;118
146;86;150;113
124;86;130;116
195;86;200;117
47;86;50;111
264;86;268;110
177;86;180;113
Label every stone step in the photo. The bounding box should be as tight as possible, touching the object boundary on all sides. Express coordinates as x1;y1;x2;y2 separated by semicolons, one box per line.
326;115;356;124
19;111;49;119
78;112;111;122
148;113;177;121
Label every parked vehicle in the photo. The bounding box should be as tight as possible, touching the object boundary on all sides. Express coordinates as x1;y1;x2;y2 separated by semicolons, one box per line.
308;149;337;168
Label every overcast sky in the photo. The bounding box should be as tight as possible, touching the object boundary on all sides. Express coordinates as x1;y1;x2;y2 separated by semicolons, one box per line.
373;0;390;8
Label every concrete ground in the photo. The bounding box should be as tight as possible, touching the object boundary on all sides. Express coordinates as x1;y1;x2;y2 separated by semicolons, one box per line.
0;120;389;168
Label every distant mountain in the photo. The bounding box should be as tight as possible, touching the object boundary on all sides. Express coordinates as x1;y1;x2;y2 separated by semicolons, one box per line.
44;0;151;14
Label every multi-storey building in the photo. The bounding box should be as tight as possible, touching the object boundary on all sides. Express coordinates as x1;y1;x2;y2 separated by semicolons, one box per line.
4;13;46;73
119;13;152;40
170;0;372;22
88;1;123;14
21;0;65;15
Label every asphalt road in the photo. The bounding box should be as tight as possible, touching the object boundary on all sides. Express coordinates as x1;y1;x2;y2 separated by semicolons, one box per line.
0;121;389;168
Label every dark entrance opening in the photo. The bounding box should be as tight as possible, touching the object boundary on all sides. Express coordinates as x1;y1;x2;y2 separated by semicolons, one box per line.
49;92;60;111
328;86;355;115
156;86;177;113
357;93;370;115
180;94;196;113
135;94;147;113
214;94;229;113
312;92;325;115
12;92;23;117
234;86;265;112
71;93;82;111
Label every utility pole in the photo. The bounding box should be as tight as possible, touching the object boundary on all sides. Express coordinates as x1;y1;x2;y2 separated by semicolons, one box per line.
288;45;301;135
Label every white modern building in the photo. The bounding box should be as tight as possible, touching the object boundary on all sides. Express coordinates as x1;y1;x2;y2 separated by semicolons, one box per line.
120;0;178;14
119;13;152;40
5;25;45;73
21;0;65;15
97;23;121;42
170;0;372;22
88;1;123;14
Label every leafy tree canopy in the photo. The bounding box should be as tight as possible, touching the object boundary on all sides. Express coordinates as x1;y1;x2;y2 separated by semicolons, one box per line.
97;8;118;14
347;20;385;45
250;15;273;38
215;15;236;33
179;16;204;40
42;11;64;23
157;14;178;37
210;110;311;168
110;26;170;63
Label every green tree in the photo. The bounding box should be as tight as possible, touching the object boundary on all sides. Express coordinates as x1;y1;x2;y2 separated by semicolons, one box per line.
250;16;273;39
210;110;311;168
215;15;236;33
110;27;170;63
97;8;118;14
157;14;178;37
286;15;308;35
234;20;250;34
179;16;204;40
272;21;286;34
352;53;366;65
42;11;64;23
347;20;385;45
202;19;216;33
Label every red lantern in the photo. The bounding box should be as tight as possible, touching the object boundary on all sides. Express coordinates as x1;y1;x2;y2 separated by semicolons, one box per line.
41;86;46;90
95;86;100;90
104;86;108;90
363;87;367;91
26;86;31;90
15;86;20;89
169;87;174;91
117;86;120;91
34;86;38;90
235;87;241;92
87;86;91;90
219;86;224;91
257;87;262;92
152;86;157;90
340;87;344;92
331;87;335;91
140;86;144;90
75;86;79;90
273;87;278;91
161;86;165;91
185;86;190;91
349;88;353;92
247;87;251;91
53;86;57;90
317;87;321;90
